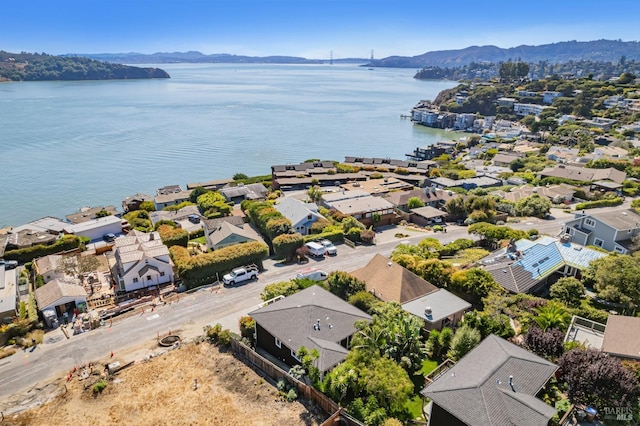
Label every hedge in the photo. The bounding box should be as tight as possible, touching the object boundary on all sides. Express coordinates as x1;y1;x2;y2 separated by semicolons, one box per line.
158;224;188;248
170;241;269;289
574;197;623;210
3;235;83;264
303;228;345;244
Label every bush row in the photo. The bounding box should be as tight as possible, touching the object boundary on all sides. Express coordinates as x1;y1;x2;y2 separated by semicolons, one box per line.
3;235;83;263
574;197;623;210
302;228;345;244
170;241;269;289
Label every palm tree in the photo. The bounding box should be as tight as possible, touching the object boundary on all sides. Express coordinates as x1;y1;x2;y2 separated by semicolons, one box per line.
534;303;571;331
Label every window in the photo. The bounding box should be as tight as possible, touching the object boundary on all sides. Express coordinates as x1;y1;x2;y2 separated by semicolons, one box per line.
160;272;165;277
594;238;604;247
614;246;625;254
133;278;139;283
584;218;596;228
147;275;152;281
275;338;281;348
291;350;300;362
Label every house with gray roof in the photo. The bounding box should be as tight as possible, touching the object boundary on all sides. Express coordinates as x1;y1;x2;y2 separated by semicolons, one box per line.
422;334;558;426
122;193;153;213
149;205;205;233
383;187;456;212
538;164;626;184
562;209;640;253
112;230;174;292
65;206;120;224
481;236;607;294
248;285;371;374
204;220;260;251
153;189;193;210
34;278;87;321
323;194;399;227
0;265;18;319
274;197;325;235
219;183;268;204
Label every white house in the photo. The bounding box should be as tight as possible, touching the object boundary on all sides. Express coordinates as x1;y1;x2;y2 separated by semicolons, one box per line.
64;215;123;242
34;254;66;283
34;278;87;319
112;230;174;292
274;197;325;235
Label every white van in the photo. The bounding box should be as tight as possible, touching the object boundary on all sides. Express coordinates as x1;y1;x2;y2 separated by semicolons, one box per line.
305;241;326;257
296;267;328;281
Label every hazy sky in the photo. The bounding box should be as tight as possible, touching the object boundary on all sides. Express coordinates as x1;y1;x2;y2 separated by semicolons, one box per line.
2;0;639;59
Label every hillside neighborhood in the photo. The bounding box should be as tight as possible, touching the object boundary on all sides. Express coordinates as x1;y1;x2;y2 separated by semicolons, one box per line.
2;69;640;425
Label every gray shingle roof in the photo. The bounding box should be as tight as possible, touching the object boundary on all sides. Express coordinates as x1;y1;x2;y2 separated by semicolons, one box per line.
422;335;557;426
248;285;371;372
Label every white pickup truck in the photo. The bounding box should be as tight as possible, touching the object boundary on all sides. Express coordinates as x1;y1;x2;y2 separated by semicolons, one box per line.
222;264;259;286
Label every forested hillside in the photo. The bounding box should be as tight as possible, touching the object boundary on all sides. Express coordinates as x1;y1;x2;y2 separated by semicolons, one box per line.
0;51;170;81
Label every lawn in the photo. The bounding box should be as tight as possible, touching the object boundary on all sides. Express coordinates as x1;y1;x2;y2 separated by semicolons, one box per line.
189;236;206;244
405;359;439;420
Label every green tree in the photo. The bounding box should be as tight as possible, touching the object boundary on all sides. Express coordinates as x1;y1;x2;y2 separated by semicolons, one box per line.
95;209;112;218
407;197;425;209
584;254;640;309
233;173;248;181
326;271;366;300
197;191;231;218
447;325;481;361
514;194;552;218
426;327;453;361
189;186;210;203
444;197;466;219
139;201;156;212
348;291;379;314
549;277;585;308
449;268;502;301
307;185;323;203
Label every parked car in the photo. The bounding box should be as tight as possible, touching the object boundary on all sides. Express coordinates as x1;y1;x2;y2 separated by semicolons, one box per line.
296;267;328;281
0;259;18;270
305;241;326;258
103;233;116;243
188;214;201;224
318;239;337;256
222;264;259;286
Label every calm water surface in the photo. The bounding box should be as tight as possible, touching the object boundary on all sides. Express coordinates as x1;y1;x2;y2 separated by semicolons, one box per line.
0;63;458;227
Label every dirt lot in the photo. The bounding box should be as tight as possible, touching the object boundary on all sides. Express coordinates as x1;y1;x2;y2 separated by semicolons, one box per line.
2;342;325;426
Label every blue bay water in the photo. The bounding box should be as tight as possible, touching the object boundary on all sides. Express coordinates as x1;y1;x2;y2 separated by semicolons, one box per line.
0;63;458;227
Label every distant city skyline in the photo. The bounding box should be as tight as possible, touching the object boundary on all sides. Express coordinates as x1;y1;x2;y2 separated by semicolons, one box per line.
2;0;639;59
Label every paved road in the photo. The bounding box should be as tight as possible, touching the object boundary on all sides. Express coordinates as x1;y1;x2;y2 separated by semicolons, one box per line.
0;203;624;402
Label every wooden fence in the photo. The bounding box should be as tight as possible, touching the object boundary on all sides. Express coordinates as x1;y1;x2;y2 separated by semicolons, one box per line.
230;339;339;416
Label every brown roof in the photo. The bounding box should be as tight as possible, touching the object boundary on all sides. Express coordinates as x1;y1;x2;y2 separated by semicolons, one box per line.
539;165;626;184
34;279;87;310
602;315;640;360
350;254;438;303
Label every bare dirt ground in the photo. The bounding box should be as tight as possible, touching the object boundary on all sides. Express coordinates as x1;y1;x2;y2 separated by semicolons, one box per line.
2;342;325;426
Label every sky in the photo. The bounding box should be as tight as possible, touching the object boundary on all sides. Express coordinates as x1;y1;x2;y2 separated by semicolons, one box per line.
2;0;640;59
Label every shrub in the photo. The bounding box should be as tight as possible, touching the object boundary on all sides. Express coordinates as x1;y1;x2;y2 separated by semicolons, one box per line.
277;378;288;392
93;379;107;394
238;316;255;341
286;388;298;402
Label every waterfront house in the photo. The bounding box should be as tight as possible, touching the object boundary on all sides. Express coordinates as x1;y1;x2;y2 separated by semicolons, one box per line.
220;183;269;204
383;187;456;212
121;193;152;213
112;230;174;293
153;189;193;210
562;209;640;253
186;178;234;191
63;215;123;243
351;254;470;331
248;285;371;374
422;334;558;426
274;197;325;236
480;236;607;294
65;206;121;224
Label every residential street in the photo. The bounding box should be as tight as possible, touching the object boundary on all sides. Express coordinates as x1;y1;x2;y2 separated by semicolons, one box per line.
0;205;617;403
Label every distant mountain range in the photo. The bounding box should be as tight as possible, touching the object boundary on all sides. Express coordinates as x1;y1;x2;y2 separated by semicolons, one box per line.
69;51;367;65
70;40;640;68
372;40;640;68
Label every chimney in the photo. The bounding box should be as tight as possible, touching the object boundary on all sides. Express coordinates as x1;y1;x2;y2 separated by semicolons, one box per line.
316;319;321;331
150;233;155;240
424;307;433;319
